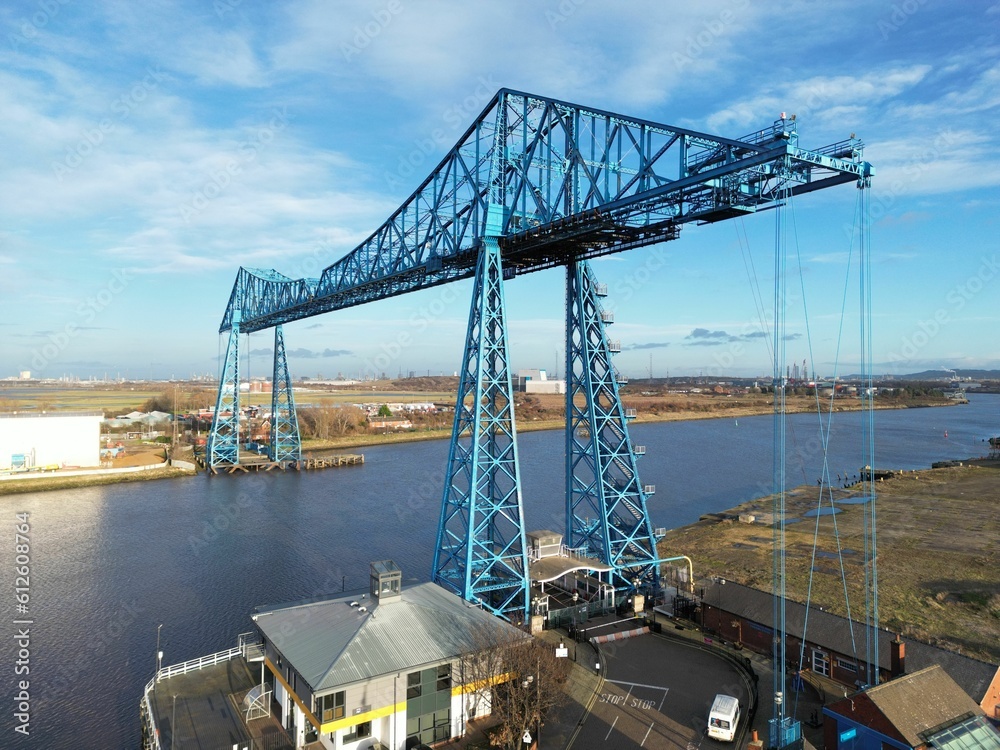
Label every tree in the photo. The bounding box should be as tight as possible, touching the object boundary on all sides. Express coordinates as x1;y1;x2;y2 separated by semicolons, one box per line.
460;620;570;750
377;403;392;418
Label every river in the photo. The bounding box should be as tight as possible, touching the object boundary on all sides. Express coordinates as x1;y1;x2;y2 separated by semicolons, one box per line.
0;394;996;747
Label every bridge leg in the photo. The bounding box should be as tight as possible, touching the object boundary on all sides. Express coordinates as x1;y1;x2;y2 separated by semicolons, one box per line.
565;260;658;591
433;237;529;622
268;325;301;464
209;317;241;469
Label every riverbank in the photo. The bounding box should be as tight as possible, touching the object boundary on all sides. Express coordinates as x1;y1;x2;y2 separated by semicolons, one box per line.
658;459;1000;663
0;464;196;495
305;395;958;451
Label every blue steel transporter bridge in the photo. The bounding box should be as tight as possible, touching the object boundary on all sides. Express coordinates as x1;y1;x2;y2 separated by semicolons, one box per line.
209;90;871;636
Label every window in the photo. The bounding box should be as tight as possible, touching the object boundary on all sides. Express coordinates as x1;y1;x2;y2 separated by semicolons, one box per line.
406;671;422;699
406;664;452;747
436;663;452;692
321;691;345;722
344;721;371;742
836;658;859;673
812;649;830;677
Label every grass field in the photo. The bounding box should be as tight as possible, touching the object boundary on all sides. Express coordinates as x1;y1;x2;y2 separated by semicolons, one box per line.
0;385;163;413
659;460;1000;662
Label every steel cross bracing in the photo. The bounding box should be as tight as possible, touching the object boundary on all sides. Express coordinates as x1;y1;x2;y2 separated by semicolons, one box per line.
208;315;240;466
432;237;530;621
269;325;302;463
566;260;657;589
217;89;871;335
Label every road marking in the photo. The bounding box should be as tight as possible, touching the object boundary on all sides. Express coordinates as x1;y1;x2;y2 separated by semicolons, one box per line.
641;722;655;747
657;688;670;712
605;679;671;692
605;716;619;741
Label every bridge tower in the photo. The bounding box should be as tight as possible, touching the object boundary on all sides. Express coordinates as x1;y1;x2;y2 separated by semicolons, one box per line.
208;311;241;468
433;236;530;621
566;260;658;590
268;324;301;464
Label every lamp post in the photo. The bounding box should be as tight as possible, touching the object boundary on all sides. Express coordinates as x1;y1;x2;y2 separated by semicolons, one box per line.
155;624;163;677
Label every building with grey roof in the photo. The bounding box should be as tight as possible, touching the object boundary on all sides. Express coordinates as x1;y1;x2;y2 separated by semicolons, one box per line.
252;560;529;749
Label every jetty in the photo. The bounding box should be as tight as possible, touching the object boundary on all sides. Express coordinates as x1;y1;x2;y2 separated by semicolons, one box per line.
193;449;364;475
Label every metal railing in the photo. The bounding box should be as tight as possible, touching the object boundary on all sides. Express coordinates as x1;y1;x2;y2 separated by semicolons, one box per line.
154;645;244;682
141;632;264;750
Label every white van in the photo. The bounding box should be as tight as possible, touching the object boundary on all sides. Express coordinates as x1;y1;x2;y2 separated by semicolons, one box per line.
707;693;741;742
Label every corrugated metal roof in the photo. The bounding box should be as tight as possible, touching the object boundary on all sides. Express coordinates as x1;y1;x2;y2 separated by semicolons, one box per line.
254;582;527;693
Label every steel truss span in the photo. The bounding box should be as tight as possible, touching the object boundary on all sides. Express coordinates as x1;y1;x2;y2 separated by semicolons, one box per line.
217;89;871;334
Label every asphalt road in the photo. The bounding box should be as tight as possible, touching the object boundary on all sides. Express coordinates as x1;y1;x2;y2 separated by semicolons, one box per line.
573;634;752;750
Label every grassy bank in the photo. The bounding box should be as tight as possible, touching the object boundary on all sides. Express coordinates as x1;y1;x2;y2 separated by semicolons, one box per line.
659;460;1000;663
0;466;196;495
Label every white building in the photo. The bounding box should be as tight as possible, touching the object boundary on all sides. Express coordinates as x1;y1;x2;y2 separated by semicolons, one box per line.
252;561;527;749
0;411;102;469
515;369;566;395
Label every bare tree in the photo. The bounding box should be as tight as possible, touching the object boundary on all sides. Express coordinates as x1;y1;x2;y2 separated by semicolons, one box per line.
460;620;570;750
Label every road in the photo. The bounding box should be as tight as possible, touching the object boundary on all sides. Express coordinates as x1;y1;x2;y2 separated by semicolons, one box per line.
572;633;753;750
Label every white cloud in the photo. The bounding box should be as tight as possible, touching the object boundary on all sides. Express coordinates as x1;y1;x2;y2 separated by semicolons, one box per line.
706;65;932;132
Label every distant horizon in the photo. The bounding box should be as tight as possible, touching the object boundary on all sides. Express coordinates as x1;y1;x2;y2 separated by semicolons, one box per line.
5;368;999;387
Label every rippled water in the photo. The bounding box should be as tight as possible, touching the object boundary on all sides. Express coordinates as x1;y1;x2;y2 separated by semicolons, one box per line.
0;394;995;747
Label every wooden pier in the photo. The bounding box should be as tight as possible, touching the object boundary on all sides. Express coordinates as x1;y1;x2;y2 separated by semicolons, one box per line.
193;450;364;475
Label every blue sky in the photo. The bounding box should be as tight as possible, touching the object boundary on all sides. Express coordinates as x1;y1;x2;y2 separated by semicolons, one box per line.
2;0;998;381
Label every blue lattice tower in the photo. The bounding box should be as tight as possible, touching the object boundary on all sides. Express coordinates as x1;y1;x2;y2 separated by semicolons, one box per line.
566;260;658;591
269;325;301;464
209;312;241;468
433;236;529;621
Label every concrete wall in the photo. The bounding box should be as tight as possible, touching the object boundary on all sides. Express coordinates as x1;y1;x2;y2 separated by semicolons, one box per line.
0;412;102;469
